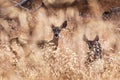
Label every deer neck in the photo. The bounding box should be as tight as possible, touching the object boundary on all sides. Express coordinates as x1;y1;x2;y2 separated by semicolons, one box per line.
49;36;59;45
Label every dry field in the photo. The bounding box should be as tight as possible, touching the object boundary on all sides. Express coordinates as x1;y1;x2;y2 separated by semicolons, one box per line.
0;0;120;80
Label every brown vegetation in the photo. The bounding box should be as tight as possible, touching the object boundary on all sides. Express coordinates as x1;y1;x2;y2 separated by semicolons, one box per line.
0;0;120;80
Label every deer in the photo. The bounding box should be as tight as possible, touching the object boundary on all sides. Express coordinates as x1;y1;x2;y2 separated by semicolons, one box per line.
83;34;102;63
37;20;67;50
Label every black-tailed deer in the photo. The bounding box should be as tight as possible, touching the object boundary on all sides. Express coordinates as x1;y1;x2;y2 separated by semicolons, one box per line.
37;21;67;50
83;34;102;63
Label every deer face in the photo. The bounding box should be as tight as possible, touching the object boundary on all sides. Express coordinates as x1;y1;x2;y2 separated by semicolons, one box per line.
86;38;99;50
51;21;67;39
52;27;61;38
83;35;99;49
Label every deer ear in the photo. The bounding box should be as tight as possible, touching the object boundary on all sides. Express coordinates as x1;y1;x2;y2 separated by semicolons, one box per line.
94;35;99;41
61;20;67;29
83;34;88;42
51;24;55;29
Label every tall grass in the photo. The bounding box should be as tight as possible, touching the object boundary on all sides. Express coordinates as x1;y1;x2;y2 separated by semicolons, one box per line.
0;0;119;80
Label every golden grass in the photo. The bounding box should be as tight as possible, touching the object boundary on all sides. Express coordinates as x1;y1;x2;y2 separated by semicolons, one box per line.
0;0;119;80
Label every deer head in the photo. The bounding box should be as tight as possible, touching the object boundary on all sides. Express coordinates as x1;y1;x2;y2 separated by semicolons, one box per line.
51;21;67;39
83;34;99;50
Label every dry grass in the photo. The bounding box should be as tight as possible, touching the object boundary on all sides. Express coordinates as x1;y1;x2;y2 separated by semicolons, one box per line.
0;0;120;80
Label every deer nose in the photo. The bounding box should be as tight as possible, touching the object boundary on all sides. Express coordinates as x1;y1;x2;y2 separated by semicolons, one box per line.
54;33;59;38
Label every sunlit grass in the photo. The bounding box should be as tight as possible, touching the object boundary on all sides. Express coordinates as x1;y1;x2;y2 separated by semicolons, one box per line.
0;0;119;80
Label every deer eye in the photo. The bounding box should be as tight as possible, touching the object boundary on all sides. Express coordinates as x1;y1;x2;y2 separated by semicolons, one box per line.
57;29;61;32
53;28;60;32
